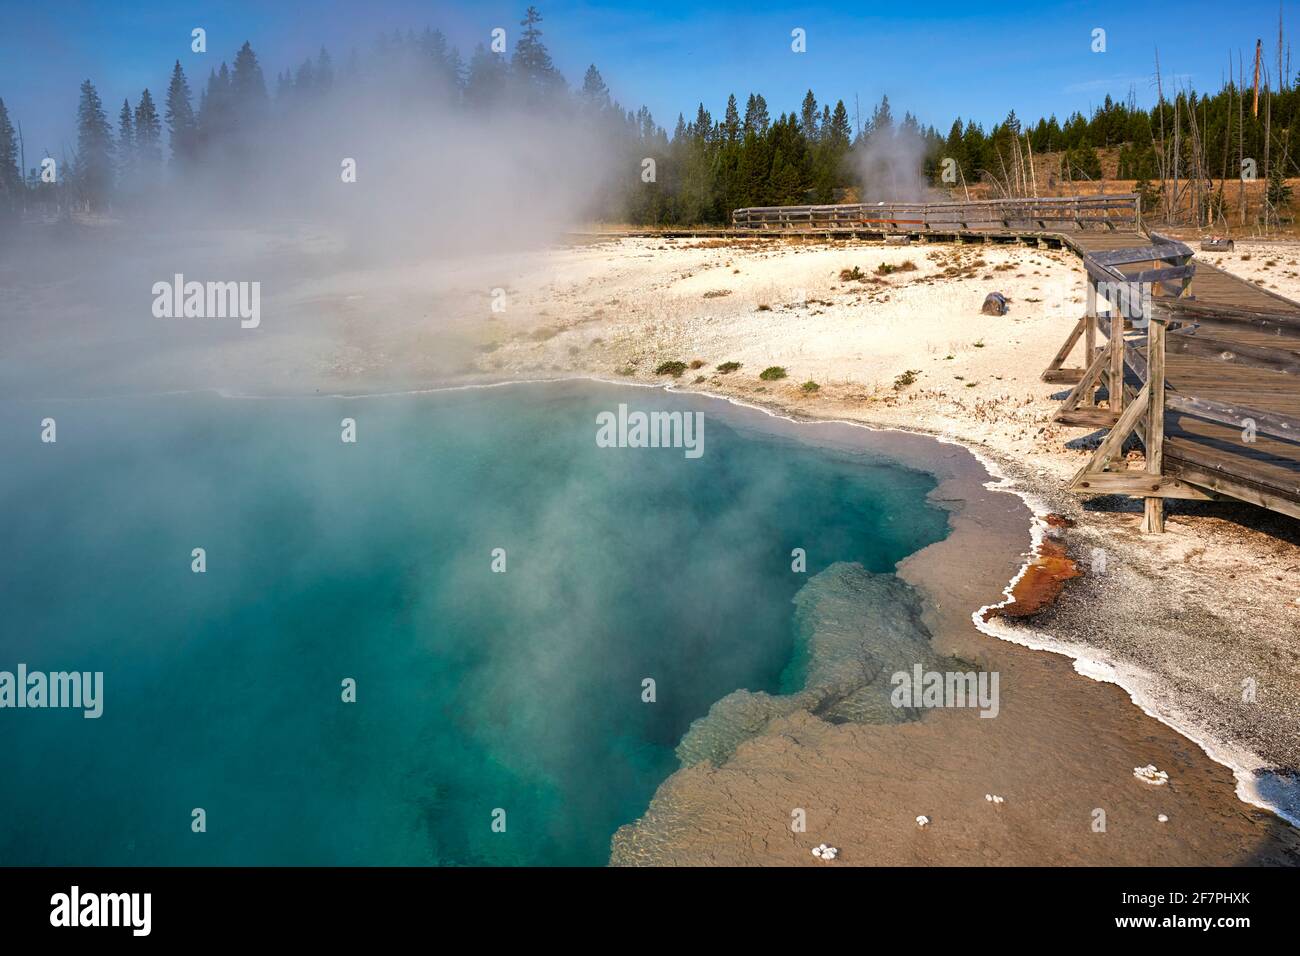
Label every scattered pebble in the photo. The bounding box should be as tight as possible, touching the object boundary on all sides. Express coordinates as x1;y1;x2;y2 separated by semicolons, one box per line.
1157;814;1169;823
984;793;1005;804
811;843;838;861
916;815;930;827
1134;765;1169;786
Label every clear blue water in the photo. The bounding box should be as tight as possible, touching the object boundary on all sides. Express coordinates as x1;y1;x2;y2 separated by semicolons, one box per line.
0;382;949;865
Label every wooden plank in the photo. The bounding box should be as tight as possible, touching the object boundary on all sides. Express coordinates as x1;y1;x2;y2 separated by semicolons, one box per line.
1071;471;1214;498
1165;331;1300;374
1142;320;1167;532
1055;407;1121;427
1157;298;1300;334
1164;456;1300;519
1162;392;1300;443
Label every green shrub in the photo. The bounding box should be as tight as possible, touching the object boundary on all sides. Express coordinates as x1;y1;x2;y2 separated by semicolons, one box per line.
759;366;788;381
800;381;820;393
716;361;742;373
655;360;688;377
893;369;920;390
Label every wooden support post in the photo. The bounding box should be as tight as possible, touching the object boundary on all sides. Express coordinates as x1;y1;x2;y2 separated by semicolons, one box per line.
1084;279;1098;406
1141;319;1167;533
1108;315;1125;415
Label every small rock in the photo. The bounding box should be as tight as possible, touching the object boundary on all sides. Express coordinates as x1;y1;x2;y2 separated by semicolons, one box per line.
916;815;930;827
1157;814;1169;823
981;292;1008;316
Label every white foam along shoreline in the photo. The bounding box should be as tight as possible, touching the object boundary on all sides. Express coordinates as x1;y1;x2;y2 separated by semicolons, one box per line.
25;373;1297;828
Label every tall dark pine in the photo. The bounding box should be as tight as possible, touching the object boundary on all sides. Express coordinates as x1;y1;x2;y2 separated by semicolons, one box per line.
196;63;232;156
231;41;269;117
799;90;819;139
723;94;740;142
828;100;852;145
76;80;114;209
0;98;20;212
134;89;162;178
165;61;197;166
743;93;769;133
512;6;563;102
871;95;893;135
580;65;611;111
117;98;134;184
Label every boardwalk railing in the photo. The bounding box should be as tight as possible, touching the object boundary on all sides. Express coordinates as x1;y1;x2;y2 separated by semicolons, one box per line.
1048;235;1300;527
731;195;1141;233
725;193;1300;527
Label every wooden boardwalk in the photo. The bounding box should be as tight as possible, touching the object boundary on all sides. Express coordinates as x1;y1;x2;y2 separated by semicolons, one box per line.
1061;231;1300;521
731;196;1300;526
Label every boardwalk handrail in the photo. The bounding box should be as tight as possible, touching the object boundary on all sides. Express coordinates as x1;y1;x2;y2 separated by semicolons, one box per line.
725;195;1299;526
732;194;1141;232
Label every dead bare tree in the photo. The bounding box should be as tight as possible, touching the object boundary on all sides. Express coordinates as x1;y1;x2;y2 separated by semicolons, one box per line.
1240;50;1247;226
1154;47;1170;221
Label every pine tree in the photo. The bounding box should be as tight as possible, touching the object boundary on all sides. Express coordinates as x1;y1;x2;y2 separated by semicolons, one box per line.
231;41;268;118
294;57;315;97
581;65;611;111
465;44;507;108
117;98;135;187
165;61;197;166
134;89;162;180
75;80;114;209
723;94;740;142
829;100;852;146
512;6;563;101
0;98;21;212
743;94;769;133
316;48;334;96
870;94;893;134
799;90;819;139
196;63;232;155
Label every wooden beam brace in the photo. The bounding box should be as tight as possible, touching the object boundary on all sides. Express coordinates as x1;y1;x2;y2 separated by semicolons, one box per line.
1052;338;1112;421
1070;471;1215;498
1041;315;1086;382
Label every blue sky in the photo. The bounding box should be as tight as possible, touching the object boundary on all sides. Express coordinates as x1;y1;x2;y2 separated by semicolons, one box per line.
0;0;1291;161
